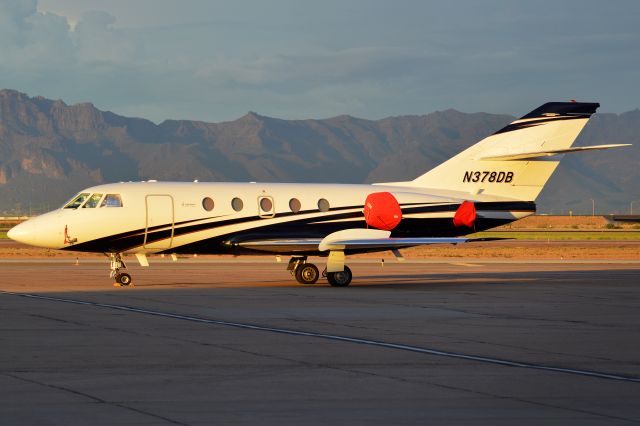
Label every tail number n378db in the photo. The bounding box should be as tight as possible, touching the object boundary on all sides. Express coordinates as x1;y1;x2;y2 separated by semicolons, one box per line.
463;171;514;183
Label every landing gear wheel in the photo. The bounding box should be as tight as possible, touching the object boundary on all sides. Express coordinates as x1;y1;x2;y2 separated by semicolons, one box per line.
108;252;131;287
327;266;352;287
295;263;319;285
115;272;132;286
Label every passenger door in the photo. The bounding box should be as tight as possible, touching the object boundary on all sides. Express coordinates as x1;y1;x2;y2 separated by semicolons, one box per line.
144;195;174;250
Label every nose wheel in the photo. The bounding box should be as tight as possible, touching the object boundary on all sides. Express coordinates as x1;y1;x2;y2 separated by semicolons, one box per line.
114;272;132;286
108;252;133;287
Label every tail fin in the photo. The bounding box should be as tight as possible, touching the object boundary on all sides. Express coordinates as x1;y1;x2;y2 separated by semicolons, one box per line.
398;102;605;201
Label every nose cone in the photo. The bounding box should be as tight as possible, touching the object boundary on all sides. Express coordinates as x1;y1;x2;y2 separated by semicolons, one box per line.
7;220;40;246
7;212;63;248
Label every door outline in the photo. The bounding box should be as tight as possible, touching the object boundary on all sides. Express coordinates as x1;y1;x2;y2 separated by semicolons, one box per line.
144;194;175;249
257;195;275;218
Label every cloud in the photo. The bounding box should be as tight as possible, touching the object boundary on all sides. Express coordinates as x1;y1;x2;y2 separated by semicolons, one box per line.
0;0;37;25
73;10;137;63
2;0;640;122
0;0;73;74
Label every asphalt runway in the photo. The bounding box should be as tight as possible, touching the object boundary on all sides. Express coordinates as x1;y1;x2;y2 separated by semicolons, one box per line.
1;259;639;425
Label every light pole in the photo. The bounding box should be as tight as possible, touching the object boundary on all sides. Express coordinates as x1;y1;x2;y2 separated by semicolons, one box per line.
591;199;595;216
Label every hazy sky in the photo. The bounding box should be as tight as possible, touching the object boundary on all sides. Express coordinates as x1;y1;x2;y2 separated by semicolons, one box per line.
2;0;639;122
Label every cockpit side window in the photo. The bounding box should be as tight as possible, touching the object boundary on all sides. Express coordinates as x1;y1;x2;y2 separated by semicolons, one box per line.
64;193;90;209
100;194;123;208
83;193;103;208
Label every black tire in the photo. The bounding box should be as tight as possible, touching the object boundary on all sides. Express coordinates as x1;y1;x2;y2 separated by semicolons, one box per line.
117;273;132;286
295;263;319;284
327;266;352;287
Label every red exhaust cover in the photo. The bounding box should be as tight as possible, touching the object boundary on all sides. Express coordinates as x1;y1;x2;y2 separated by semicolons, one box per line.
364;192;402;231
453;200;476;228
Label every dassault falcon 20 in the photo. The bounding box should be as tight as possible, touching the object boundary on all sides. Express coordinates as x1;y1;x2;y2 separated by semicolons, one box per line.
8;102;629;287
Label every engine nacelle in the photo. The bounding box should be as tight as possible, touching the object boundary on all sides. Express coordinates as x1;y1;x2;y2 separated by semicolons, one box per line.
364;192;402;231
453;200;476;228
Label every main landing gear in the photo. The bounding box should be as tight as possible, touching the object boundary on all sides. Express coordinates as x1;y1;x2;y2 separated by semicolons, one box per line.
287;256;353;287
287;257;319;284
108;252;132;287
326;266;352;287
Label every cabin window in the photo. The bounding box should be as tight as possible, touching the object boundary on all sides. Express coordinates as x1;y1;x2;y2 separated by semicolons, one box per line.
83;193;103;208
64;193;90;209
231;197;244;212
101;194;123;208
289;198;301;213
318;198;330;212
260;197;273;212
202;197;214;211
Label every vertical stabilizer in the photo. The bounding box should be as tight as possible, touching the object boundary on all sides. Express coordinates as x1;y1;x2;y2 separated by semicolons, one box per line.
397;102;600;201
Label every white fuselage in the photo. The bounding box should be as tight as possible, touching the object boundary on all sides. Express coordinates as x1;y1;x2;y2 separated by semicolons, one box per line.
9;181;534;255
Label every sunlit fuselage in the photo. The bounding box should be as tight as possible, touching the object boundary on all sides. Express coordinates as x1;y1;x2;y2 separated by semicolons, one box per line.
8;181;534;256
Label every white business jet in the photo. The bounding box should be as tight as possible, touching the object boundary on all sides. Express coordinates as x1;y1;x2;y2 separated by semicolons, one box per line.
8;102;629;286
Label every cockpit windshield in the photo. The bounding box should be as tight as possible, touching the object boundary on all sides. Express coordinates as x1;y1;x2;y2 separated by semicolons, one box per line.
63;193;90;209
63;192;123;209
82;193;103;208
101;194;123;208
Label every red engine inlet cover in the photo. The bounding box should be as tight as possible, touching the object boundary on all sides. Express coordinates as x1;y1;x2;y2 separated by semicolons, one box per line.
453;200;476;228
364;192;402;231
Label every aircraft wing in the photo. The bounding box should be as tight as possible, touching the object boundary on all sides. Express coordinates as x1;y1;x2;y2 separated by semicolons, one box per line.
236;238;324;254
233;228;467;254
317;237;467;251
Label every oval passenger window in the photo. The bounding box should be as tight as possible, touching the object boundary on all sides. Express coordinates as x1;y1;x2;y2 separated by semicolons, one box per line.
231;197;244;212
260;197;273;212
318;198;330;212
202;197;214;211
289;198;301;213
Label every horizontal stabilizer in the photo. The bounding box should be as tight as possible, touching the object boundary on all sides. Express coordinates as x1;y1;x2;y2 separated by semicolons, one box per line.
481;144;631;161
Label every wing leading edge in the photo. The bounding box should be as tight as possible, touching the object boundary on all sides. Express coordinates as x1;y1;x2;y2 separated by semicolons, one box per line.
233;228;468;255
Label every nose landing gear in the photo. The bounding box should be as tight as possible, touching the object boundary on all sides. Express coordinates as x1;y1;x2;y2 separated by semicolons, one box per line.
108;252;133;287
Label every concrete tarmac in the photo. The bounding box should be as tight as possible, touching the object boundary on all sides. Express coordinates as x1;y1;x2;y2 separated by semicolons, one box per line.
1;259;639;425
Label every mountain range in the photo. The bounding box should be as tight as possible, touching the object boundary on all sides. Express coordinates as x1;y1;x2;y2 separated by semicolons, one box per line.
1;89;638;214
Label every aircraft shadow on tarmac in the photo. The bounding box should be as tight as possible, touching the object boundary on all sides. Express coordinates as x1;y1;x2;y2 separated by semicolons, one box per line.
348;268;638;289
86;267;639;291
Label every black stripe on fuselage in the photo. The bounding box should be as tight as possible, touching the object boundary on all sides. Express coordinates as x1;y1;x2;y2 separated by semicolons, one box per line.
72;201;466;252
64;204;368;252
64;201;535;253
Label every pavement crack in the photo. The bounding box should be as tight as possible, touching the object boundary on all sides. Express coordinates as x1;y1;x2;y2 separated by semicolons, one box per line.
2;373;192;426
29;313;86;327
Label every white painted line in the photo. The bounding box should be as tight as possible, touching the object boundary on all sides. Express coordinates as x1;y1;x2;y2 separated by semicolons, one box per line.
2;291;639;385
448;262;483;267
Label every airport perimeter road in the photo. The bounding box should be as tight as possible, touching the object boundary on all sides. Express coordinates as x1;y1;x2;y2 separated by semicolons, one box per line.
1;261;639;425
